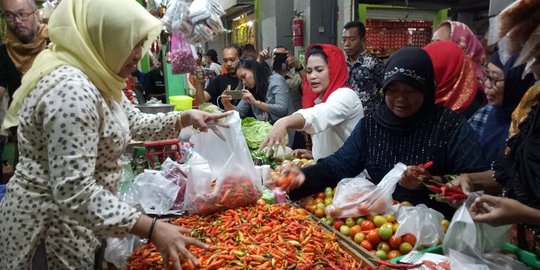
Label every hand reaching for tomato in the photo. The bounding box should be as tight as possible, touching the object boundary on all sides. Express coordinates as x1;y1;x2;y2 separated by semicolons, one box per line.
275;163;305;193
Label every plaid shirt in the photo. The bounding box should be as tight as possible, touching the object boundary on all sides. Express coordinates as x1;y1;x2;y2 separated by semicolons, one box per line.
346;51;384;115
468;105;493;136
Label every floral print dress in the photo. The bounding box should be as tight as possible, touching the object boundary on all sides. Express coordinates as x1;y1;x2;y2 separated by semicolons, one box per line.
0;65;180;269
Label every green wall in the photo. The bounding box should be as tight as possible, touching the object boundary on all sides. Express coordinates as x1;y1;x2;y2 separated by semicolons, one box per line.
358;4;448;28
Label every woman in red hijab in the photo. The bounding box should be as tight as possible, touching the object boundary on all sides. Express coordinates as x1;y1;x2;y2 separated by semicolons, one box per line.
258;44;363;160
433;21;487;107
424;41;481;117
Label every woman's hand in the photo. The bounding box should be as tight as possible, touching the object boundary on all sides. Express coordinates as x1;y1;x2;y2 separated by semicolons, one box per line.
469;195;523;226
277;163;306;193
451;173;472;194
220;93;233;105
399;166;432;190
180;110;230;132
292;149;313;159
258;118;288;156
152;221;208;270
242;89;258;105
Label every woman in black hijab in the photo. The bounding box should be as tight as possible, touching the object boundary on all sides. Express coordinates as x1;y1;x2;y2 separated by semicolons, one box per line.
285;47;489;218
470;52;536;164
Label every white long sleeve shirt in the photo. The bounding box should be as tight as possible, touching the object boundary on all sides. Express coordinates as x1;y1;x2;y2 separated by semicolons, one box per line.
296;88;363;160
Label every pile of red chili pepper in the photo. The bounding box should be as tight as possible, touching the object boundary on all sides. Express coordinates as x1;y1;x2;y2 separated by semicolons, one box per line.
187;175;261;215
425;180;467;203
126;203;364;269
414;161;467;203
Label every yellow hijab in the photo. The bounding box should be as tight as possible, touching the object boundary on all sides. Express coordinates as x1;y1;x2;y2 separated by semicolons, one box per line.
3;0;162;129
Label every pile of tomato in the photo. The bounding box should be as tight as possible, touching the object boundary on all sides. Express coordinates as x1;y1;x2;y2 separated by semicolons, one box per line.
302;187;450;261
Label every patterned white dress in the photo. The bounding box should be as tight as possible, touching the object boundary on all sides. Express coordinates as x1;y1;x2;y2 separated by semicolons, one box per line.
0;65;180;269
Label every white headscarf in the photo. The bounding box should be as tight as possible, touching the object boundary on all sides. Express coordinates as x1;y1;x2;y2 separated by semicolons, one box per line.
3;0;162;129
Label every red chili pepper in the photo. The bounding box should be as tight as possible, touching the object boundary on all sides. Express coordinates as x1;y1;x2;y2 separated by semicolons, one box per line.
426;184;442;193
446;193;467;201
418;161;433;169
413;161;433;177
376;259;424;269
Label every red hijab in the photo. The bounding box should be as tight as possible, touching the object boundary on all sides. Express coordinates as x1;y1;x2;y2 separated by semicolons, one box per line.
301;44;350;108
437;21;487;87
424;41;478;112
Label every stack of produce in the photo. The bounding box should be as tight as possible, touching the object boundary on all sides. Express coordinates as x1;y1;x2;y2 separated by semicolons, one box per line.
301;188;450;261
127;203;365;269
240;117;272;150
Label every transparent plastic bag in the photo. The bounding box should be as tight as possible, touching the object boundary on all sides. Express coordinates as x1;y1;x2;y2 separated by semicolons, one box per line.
394;204;445;249
183;112;262;215
162;0;193;34
167;31;197;74
443;192;516;269
104;234;144;268
129;171;180;215
160;158;188;209
325;163;406;218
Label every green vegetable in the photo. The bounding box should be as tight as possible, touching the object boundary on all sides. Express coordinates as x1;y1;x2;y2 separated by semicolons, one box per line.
241;117;272;149
261;191;276;204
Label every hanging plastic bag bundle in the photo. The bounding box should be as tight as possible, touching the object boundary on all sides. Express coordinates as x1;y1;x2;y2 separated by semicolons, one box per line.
161;0;193;34
162;0;226;44
183;112;262;215
167;31;197;74
325;163;406;218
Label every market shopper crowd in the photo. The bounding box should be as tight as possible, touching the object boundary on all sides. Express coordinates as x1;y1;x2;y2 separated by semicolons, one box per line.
1;0;540;268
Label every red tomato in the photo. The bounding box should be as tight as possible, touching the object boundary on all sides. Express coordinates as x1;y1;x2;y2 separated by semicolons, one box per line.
360;240;373;251
332;220;344;231
402;233;417;246
388;235;403;249
276;175;292;187
349;225;362;238
366;229;381;245
357;203;370;216
360;220;376;231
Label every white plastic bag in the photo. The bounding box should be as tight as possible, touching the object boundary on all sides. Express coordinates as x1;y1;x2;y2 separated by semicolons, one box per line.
325;163;406;218
394;204;445;249
443;192;516;270
183;112;262;215
130;171;180;215
160;158;188;209
104;234;144;268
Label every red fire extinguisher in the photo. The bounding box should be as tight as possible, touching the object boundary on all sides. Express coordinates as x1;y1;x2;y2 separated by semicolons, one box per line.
292;10;304;47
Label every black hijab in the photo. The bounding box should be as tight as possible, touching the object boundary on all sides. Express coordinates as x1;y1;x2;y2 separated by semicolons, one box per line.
480;54;536;163
373;47;437;132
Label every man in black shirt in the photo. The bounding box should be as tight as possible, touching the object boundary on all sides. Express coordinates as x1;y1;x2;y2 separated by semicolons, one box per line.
143;56;166;103
194;45;242;108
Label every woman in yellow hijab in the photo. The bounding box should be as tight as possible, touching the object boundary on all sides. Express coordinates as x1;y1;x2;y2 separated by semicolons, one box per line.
0;0;225;268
